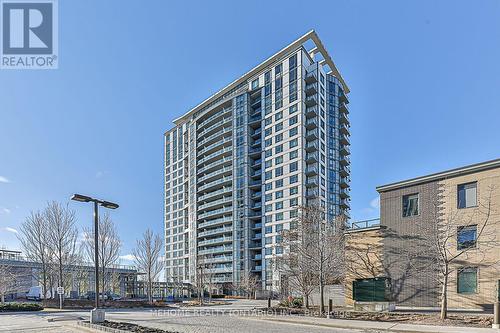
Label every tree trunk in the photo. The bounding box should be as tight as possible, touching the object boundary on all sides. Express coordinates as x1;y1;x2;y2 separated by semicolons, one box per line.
1;294;5;304
440;268;449;320
319;262;324;314
304;294;309;309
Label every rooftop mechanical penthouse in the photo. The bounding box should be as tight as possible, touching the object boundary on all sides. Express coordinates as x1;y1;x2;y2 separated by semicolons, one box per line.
164;30;350;294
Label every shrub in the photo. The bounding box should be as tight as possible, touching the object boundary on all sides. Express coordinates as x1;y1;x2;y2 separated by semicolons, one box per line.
0;302;44;312
210;294;225;299
278;297;303;308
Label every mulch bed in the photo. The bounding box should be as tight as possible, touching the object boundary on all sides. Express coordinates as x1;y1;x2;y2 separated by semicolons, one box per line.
270;307;493;328
97;321;180;333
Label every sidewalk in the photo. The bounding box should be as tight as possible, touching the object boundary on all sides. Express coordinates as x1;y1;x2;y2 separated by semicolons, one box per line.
247;315;499;333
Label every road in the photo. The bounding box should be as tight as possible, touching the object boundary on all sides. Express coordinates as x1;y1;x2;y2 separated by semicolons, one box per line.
0;300;383;333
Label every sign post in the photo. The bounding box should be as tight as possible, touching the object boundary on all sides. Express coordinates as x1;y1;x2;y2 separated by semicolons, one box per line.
57;287;64;310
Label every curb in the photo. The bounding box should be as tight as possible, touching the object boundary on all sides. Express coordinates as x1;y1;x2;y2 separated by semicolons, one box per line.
78;321;129;333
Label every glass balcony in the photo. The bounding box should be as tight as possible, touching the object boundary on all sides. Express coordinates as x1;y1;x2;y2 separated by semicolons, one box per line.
306;152;318;163
198;236;233;247
205;266;233;274
339;91;349;104
305;165;318;176
305;177;318;187
340;112;349;125
197;107;233;130
340;177;350;189
198;216;233;229
339;102;349;115
306;189;319;198
340;123;350;136
305;106;318;118
305;118;318;129
305;95;318;107
305;141;318;152
198;245;232;255
197;165;232;183
198;206;233;219
202;255;233;264
197;127;232;147
305;129;318;141
198;186;232;202
252;254;262;260
340;145;350;156
197;156;232;175
197;146;232;165
198;226;233;238
340;134;350;146
304;71;318;84
198;116;232;137
340;156;350;167
198;176;232;192
197;196;233;211
198;137;232;156
305;83;317;96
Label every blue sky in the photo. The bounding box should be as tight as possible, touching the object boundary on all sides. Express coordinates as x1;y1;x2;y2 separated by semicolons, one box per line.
1;0;499;261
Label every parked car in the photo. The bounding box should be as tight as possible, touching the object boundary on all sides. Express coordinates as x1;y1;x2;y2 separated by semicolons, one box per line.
26;286;42;301
84;292;108;300
106;293;122;301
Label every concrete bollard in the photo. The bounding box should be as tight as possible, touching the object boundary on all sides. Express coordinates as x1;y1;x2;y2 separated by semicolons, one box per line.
327;299;333;319
493;302;499;329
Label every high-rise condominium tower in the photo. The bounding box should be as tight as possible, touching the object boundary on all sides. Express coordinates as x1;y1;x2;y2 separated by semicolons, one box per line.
164;30;350;294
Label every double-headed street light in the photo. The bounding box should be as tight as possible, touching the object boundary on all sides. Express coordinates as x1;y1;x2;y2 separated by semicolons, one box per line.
71;194;118;316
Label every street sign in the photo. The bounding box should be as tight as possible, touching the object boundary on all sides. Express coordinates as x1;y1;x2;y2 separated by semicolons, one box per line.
57;287;64;295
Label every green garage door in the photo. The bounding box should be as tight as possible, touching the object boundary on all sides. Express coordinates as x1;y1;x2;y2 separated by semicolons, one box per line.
353;277;390;302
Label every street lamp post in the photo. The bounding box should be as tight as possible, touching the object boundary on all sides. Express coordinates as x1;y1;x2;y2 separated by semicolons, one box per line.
71;194;118;323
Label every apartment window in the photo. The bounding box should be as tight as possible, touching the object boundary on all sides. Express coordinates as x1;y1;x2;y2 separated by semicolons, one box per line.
289;127;298;137
290;175;298;184
289;150;298;159
289;104;298;114
290;198;298;206
265;194;273;202
265;204;272;213
265;215;272;223
265;160;272;168
275;167;283;177
276;179;283;188
458;182;477;209
265;128;272;137
275;156;283;165
275;111;283;121
289;139;298;148
457;225;477;250
457;267;478;294
276;201;283;210
276;212;284;221
276;190;283;199
265;226;272;234
275;63;282;76
289;54;297;68
276;246;283;254
251;78;259;90
265;138;272;147
290;186;298;195
265;171;272;181
265;237;273;245
265;150;272;158
275;145;283;154
275;123;283;132
402;193;419;217
265;117;272;126
289;115;298;126
290;162;298;172
275;133;283;143
265;247;272;255
265;183;272;191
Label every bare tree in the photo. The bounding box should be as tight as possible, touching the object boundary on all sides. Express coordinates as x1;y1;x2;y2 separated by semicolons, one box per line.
18;210;52;300
0;264;19;303
238;268;259;299
276;223;317;308
287;205;346;314
423;184;499;319
133;229;164;304
195;260;205;305
45;201;79;298
82;212;121;297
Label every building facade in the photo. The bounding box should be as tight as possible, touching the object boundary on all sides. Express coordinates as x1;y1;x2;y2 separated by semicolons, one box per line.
164;30;351;293
358;158;500;309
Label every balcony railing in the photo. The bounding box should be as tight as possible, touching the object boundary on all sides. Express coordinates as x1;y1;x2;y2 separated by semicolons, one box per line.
198;147;232;165
305;95;318;107
198;176;232;192
198;137;232;156
348;218;380;230
198;236;233;247
198;226;233;238
197;196;233;211
198;116;232;137
304;71;318;84
197;165;232;183
198;186;232;202
198;216;233;229
198;127;232;146
198;206;233;219
197;156;232;175
305;141;318;152
198;245;232;255
197;107;233;129
305;106;318;118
